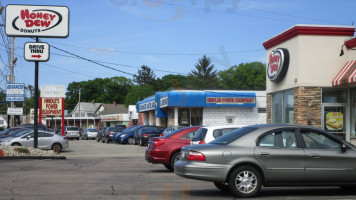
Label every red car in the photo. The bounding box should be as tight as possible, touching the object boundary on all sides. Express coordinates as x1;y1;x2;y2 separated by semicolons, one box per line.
145;126;200;171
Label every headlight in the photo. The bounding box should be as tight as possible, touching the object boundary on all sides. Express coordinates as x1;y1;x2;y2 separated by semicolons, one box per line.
120;134;127;138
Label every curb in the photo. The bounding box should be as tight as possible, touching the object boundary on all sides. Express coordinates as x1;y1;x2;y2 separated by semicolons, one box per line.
0;156;66;160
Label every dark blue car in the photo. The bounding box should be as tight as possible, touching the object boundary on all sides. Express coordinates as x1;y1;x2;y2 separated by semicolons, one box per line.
116;125;145;144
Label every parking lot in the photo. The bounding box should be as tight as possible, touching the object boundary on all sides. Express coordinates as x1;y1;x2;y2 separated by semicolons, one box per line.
0;140;356;200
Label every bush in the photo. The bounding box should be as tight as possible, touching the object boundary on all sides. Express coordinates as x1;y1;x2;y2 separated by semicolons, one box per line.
14;147;30;154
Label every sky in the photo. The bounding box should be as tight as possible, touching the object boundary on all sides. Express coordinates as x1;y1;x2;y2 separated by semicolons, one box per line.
0;0;355;92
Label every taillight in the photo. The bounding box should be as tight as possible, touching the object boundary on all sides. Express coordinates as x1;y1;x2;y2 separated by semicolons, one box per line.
199;140;206;144
159;133;163;137
109;132;113;136
63;137;67;140
187;151;205;161
64;131;67;135
153;140;166;146
143;133;147;137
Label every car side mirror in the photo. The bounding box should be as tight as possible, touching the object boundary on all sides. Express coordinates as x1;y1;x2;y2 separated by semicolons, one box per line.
340;143;347;153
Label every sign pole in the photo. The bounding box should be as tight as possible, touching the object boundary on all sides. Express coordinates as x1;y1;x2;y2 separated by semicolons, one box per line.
34;37;39;149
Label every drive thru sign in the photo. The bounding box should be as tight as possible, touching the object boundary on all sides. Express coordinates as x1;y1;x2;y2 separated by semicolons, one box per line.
24;42;49;62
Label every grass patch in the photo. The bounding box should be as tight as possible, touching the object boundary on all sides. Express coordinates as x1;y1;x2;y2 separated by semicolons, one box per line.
14;147;30;154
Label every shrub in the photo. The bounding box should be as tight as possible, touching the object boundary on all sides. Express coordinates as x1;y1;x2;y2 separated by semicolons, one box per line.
14;147;30;154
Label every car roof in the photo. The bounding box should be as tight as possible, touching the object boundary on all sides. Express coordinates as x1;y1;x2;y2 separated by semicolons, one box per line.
201;124;245;129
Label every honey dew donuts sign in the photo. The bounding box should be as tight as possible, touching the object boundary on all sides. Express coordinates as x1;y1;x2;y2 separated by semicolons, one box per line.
267;48;290;83
5;4;69;38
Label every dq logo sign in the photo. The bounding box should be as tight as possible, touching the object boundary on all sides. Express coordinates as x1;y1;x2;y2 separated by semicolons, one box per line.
267;48;289;83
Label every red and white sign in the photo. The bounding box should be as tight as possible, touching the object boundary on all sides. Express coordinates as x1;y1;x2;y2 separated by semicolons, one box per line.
267;48;290;83
40;97;63;116
24;42;49;62
5;5;69;38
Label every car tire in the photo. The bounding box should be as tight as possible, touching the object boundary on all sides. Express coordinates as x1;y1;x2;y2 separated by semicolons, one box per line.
51;143;62;153
128;137;133;145
214;182;230;193
101;137;105;143
168;152;180;172
106;138;110;144
163;164;173;171
228;166;262;198
96;137;100;142
139;138;144;146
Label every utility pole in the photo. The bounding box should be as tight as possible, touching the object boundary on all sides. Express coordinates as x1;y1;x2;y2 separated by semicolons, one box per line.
79;88;81;128
10;37;15;127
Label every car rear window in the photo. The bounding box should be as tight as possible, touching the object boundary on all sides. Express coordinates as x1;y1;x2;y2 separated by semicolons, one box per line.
210;127;257;145
110;127;123;132
67;127;79;131
192;128;208;142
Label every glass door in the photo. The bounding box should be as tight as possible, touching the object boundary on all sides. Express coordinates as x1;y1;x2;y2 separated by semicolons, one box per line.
322;105;346;139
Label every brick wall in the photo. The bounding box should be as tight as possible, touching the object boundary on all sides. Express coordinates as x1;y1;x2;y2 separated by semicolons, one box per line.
203;107;259;126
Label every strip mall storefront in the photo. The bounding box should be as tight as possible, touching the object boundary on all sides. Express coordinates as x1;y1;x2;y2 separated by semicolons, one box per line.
263;24;356;144
136;90;266;127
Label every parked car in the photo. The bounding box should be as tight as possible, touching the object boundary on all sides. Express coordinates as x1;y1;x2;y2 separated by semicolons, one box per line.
0;128;32;142
102;127;124;143
191;125;244;145
117;125;146;144
96;127;108;142
63;126;80;140
115;124;127;130
175;124;356;198
145;126;200;171
162;126;183;135
82;128;98;140
0;127;23;136
134;126;164;146
16;123;48;131
112;126;137;143
1;130;69;152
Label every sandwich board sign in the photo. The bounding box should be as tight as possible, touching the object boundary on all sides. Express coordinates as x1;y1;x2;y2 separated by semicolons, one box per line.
5;5;69;38
24;42;50;62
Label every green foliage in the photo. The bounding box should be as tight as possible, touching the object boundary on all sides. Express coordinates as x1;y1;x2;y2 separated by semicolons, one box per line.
124;85;155;107
218;62;266;90
133;65;156;86
65;77;133;112
188;55;221;89
155;74;188;91
14;147;30;154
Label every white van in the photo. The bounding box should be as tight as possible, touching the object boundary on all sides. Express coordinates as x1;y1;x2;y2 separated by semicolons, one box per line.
191;125;244;145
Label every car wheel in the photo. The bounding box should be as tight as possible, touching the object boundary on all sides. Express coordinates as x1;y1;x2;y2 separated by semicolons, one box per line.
214;182;230;193
96;137;100;142
163;164;172;171
169;152;180;172
101;137;105;143
106;138;110;144
228;166;262;198
85;136;88;140
139;138;144;146
128;137;133;144
51;143;62;153
133;138;137;145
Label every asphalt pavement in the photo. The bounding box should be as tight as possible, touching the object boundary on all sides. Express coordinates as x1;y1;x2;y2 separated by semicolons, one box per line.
0;139;355;200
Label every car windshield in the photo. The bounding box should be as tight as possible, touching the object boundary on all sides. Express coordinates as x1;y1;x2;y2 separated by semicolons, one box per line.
67;127;79;131
122;126;142;133
87;128;97;132
163;127;189;138
210;127;257;145
110;127;123;132
13;129;32;137
192;128;208;141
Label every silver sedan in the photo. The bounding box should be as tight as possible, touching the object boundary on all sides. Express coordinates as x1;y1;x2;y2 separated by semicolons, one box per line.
1;130;69;152
174;124;356;198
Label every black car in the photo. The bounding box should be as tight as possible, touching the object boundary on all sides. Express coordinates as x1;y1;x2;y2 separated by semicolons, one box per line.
134;126;164;146
102;127;124;143
96;127;108;142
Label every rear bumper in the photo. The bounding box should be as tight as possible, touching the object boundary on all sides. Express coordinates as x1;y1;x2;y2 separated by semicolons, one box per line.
145;150;169;164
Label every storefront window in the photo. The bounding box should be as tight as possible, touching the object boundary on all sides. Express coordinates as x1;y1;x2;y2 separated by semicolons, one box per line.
191;108;202;126
178;108;190;126
272;90;294;124
322;89;346;103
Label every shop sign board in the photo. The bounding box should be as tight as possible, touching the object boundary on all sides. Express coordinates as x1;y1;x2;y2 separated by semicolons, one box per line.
206;97;256;104
24;42;50;62
40;85;65;97
160;97;168;108
138;101;155;112
40;97;63;116
267;48;290;83
7;107;23;115
5;5;69;38
5;83;25;102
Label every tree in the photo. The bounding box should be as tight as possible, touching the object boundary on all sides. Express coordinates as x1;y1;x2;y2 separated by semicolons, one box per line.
133;65;156;86
188;55;220;89
124;85;155;107
155;74;188;91
218;62;266;90
23;85;35;115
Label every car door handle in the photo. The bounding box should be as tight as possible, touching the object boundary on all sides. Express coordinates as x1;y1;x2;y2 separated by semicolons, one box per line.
310;154;320;159
261;152;269;157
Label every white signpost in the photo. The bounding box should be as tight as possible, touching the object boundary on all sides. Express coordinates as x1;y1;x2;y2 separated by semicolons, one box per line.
7;108;23;115
5;5;69;38
24;42;49;62
5;83;25;102
40;85;65;98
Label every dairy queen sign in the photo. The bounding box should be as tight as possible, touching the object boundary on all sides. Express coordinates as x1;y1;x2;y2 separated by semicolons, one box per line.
5;5;69;38
267;48;290;83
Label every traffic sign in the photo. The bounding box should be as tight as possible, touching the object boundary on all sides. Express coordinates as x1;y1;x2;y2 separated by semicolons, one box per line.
5;5;69;38
24;42;50;62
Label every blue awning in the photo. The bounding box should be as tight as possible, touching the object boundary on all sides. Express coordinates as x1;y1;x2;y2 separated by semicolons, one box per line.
137;96;155;112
